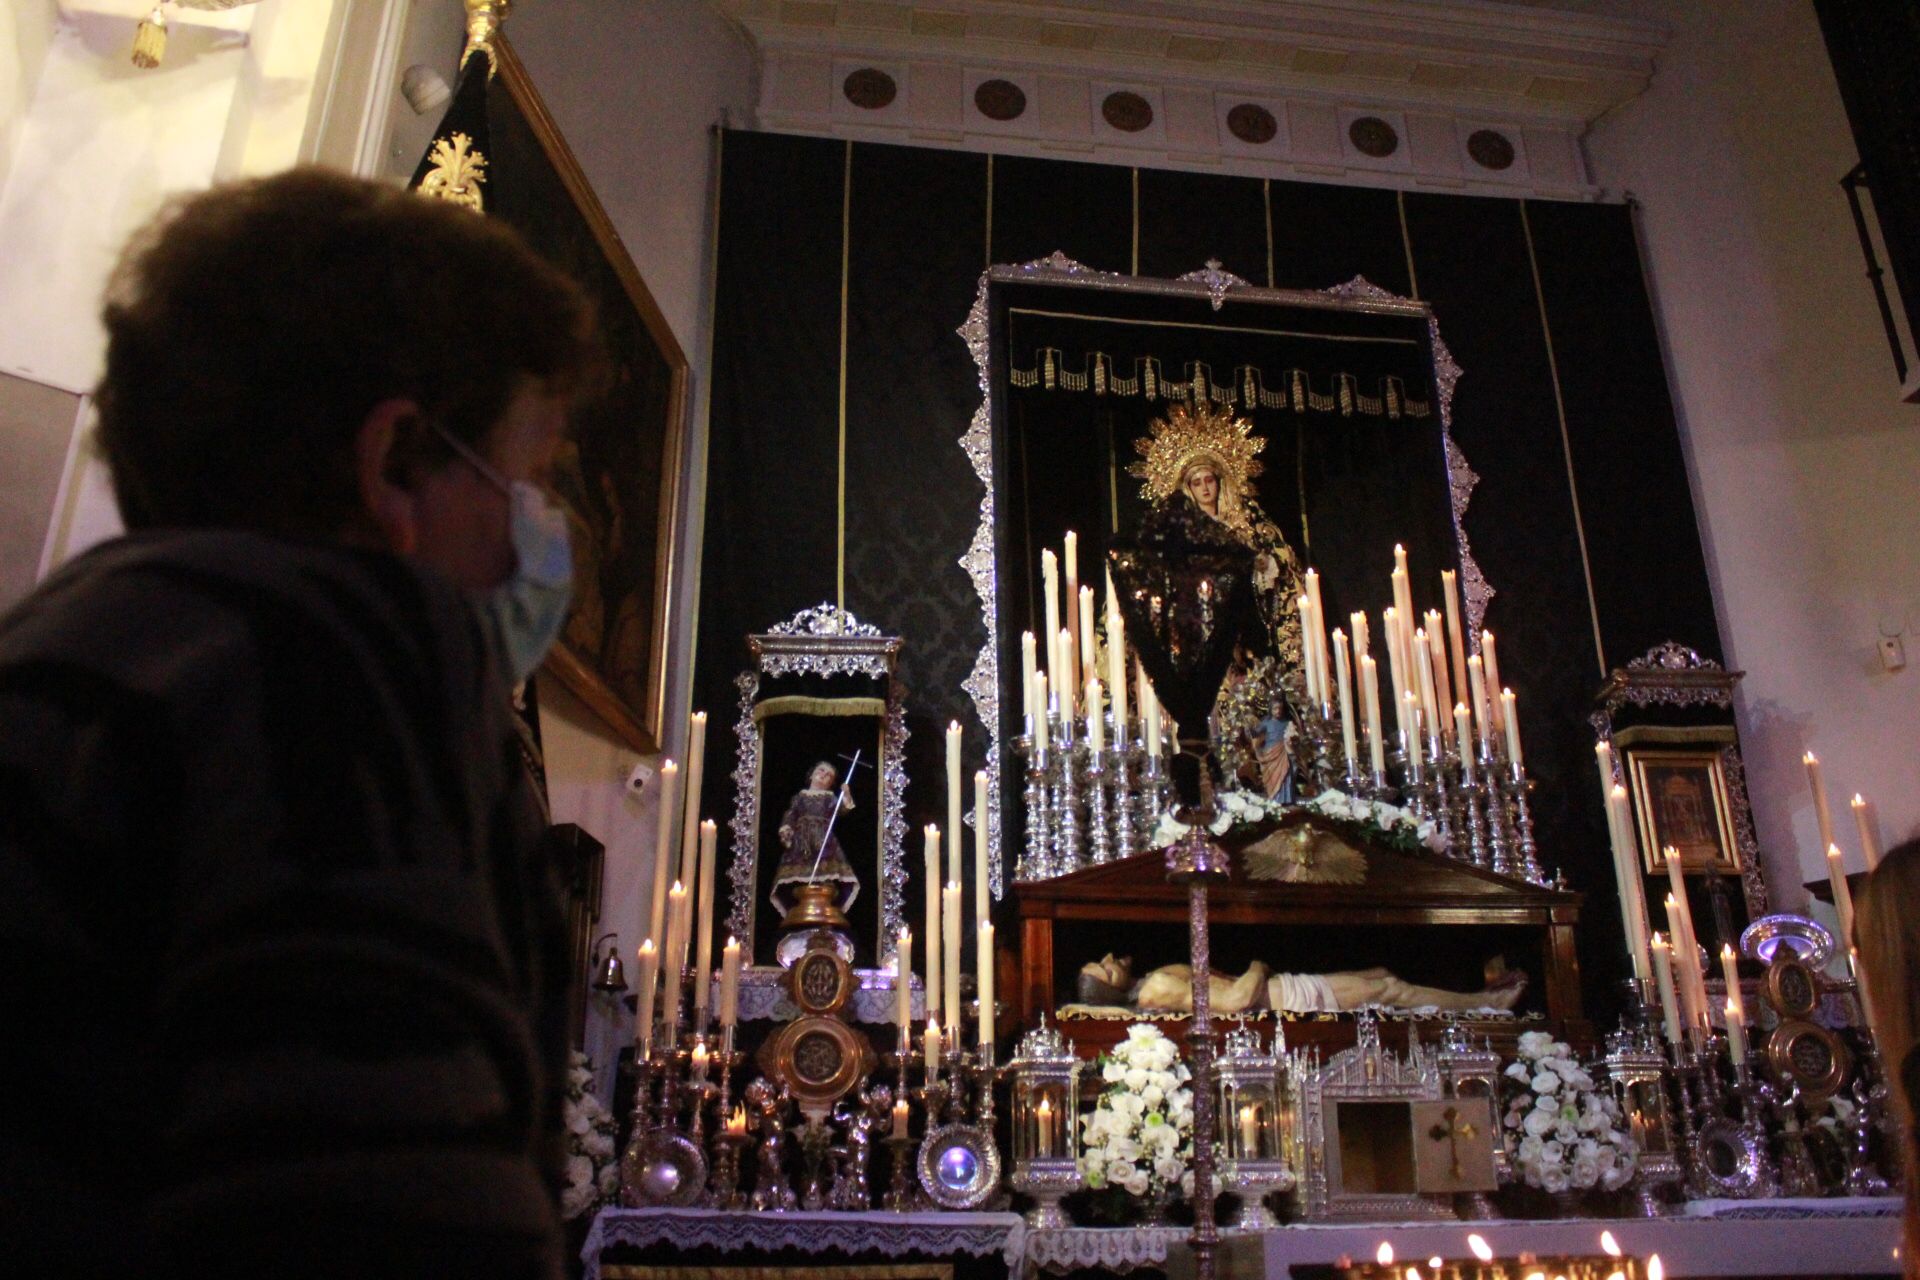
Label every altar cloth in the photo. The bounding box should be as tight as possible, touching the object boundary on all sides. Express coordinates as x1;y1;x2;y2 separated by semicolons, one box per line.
583;1207;1026;1280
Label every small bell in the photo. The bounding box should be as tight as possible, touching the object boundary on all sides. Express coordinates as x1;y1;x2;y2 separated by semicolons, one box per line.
132;6;168;69
591;933;628;993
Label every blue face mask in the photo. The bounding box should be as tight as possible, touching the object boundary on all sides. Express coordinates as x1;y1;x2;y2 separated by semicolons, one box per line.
432;426;575;685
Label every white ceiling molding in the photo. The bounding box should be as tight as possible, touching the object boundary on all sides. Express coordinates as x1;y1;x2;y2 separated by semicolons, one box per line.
713;0;1670;200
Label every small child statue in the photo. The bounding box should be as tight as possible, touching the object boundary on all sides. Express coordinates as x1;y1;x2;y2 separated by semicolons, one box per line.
745;1078;797;1211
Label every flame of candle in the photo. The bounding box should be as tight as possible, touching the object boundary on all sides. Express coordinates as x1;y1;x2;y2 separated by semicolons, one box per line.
1648;1254;1664;1280
1600;1229;1621;1257
1468;1234;1494;1262
1377;1242;1394;1265
727;1105;746;1134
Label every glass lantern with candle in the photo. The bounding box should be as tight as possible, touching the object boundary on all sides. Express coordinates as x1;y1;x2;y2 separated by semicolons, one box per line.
1216;1025;1295;1228
1602;1024;1683;1216
1007;1020;1083;1228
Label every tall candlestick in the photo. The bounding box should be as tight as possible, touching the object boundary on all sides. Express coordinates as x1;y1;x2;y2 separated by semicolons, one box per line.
1086;677;1104;753
693;819;718;1026
635;939;659;1056
1063;532;1081;692
1853;794;1882;870
1424;610;1453;741
978;920;996;1049
1305;567;1329;708
1827;843;1856;949
894;928;912;1029
1106;570;1129;739
1441;570;1469;723
1804;752;1835;861
1078;585;1097;685
1466;655;1492;752
973;770;991;931
1454;704;1475;783
1650;933;1682;1046
679;712;708;889
1500;689;1522;769
662;881;688;1046
1362;655;1385;778
1480;632;1504;736
1041;549;1060;684
647;761;681;983
1140;658;1161;757
1333;629;1358;771
943;881;962;1032
1033;673;1050;751
946;722;964;887
924;826;942;1019
1022;631;1038;725
720;936;741;1029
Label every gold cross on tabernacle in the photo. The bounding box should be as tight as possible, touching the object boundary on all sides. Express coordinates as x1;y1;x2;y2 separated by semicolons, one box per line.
1427;1104;1479;1177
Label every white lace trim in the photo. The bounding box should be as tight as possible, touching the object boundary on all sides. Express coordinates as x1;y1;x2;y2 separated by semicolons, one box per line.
583;1208;1025;1280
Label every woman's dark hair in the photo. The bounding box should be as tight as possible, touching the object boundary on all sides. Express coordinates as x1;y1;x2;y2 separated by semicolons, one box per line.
96;167;602;535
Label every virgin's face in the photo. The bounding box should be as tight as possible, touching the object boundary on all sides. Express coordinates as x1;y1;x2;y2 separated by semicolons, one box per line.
1183;464;1220;514
810;765;836;790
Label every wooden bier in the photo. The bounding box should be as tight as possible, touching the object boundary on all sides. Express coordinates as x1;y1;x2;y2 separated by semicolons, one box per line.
1014;815;1587;1057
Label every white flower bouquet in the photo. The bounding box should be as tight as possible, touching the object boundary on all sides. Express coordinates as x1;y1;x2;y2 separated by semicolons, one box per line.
1149;786;1441;855
1080;1023;1196;1213
561;1050;622;1221
1500;1030;1636;1200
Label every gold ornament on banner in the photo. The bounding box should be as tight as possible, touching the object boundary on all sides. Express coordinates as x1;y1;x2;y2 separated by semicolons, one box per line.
1128;400;1267;505
462;0;513;72
131;0;264;70
417;133;489;212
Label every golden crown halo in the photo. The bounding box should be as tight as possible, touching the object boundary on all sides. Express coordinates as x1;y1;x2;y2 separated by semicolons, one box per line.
1128;401;1267;502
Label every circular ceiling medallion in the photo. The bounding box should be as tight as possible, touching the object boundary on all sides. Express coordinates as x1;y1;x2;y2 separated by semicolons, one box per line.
1102;91;1154;133
1226;103;1278;145
1348;115;1399;158
842;68;896;111
974;78;1026;122
1468;128;1515;171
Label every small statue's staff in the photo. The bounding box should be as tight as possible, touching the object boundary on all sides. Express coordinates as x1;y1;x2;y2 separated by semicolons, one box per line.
806;749;869;883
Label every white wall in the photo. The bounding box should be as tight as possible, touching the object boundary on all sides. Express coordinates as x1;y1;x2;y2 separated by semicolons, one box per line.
1585;0;1920;906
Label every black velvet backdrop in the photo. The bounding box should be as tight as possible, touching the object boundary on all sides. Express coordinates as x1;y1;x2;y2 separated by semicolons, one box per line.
695;130;1719;1025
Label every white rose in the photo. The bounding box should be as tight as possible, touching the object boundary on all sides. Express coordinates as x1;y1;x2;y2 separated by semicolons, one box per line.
1517;1031;1555;1057
1108;1135;1142;1163
1531;1070;1560;1094
1154;1155;1185;1182
561;1183;595;1221
585;1130;614;1160
1104;1061;1126;1083
1142;1084;1165;1107
1516;1135;1544;1164
1539;1164;1571;1194
1124;1169;1151;1197
1572;1156;1600;1188
1523;1109;1554;1137
1124;1068;1150;1091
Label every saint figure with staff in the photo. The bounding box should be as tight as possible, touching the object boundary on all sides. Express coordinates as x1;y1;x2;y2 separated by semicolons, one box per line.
770;758;862;915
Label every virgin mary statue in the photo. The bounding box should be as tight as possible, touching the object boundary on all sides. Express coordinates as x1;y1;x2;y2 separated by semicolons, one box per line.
1128;402;1306;797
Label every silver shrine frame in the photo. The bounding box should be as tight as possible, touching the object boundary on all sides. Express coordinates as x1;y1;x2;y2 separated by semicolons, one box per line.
723;604;910;970
956;253;1484;900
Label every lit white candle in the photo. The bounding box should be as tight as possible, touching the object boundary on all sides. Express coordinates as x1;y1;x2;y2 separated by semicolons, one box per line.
1362;655;1385;779
1440;569;1469;723
662;881;688;1046
647;761;680;981
1140;658;1161;758
1021;631;1038;726
720;936;741;1029
634;939;659;1056
679;712;708;898
1853;794;1882;871
1063;532;1081;691
1804;752;1836;859
1610;784;1652;982
973;770;990;931
1036;1095;1055;1154
1057;629;1077;716
1650;933;1682;1046
1078;585;1098;684
943;881;962;1029
978;920;996;1050
1454;704;1475;784
1033;673;1050;751
1333;629;1358;772
924;1018;942;1076
1391;553;1416;683
1086;677;1104;753
924;826;942;1019
1500;689;1522;769
1664;896;1698;1032
1480;632;1504;736
1726;996;1747;1066
1041;549;1060;682
1383;607;1409;740
894;928;911;1029
1827;843;1856;948
1466;654;1492;753
893;1096;910;1139
946;722;963;887
1414;627;1439;742
1403;692;1424;782
693;819;718;1027
1106;571;1129;742
1240;1103;1260;1156
1424;609;1453;740
1305;568;1330;709
1297;595;1321;705
1720;943;1743;1017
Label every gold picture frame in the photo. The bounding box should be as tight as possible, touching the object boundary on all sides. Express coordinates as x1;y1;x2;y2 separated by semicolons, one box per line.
1627;747;1741;875
492;36;690;754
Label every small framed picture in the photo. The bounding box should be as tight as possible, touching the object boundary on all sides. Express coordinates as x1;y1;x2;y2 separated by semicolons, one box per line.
1628;747;1741;874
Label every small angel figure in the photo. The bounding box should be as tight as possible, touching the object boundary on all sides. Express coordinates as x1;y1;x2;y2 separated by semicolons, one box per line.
745;1078;797;1211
